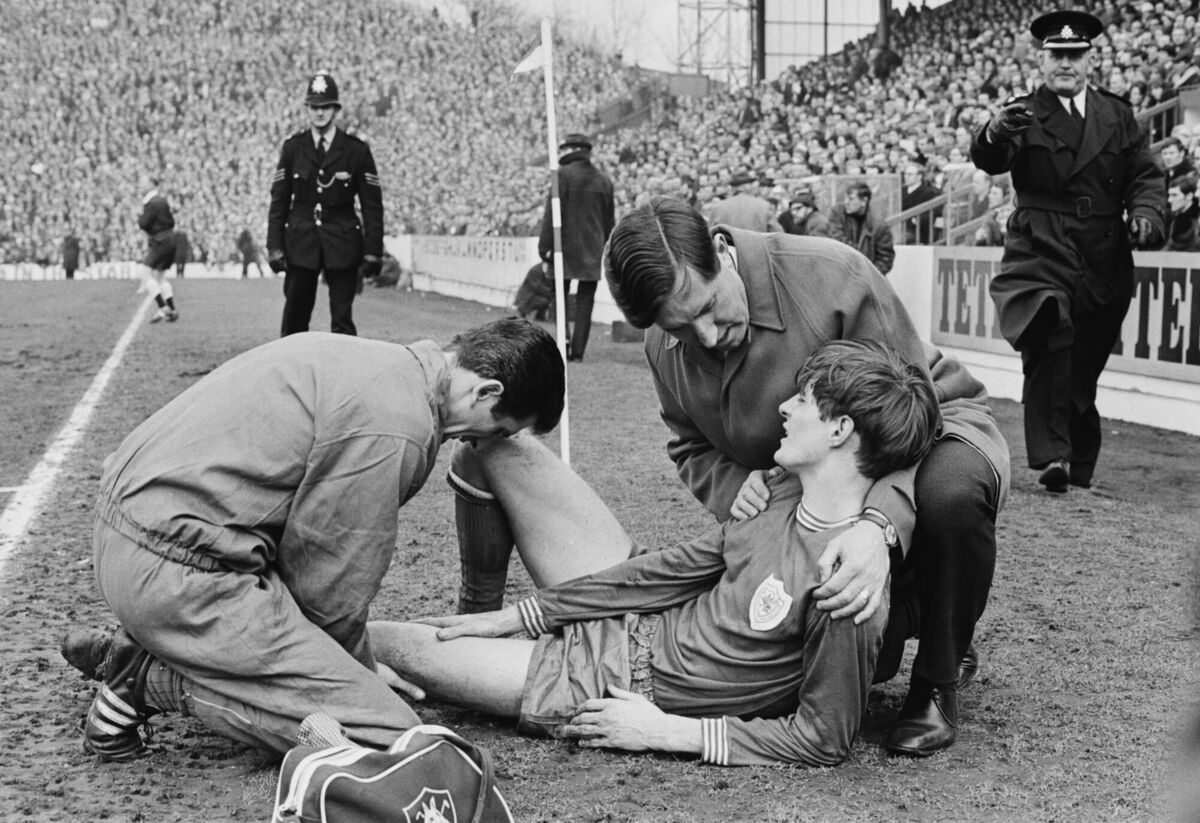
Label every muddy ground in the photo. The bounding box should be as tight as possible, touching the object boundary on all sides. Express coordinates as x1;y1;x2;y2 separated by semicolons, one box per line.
0;278;1196;821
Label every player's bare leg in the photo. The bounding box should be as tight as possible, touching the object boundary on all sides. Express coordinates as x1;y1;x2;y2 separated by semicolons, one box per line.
141;267;178;322
449;431;632;608
368;622;532;717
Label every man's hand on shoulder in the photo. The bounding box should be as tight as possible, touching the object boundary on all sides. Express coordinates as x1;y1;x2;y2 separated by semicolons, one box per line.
813;520;890;624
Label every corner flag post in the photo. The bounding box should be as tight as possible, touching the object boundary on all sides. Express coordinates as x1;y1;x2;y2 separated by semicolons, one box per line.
513;19;570;465
540;19;571;465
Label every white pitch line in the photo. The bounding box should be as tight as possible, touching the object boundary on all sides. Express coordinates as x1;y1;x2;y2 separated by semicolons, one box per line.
0;296;153;579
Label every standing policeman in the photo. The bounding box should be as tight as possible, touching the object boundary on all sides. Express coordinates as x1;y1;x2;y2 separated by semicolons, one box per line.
268;71;383;336
970;10;1164;494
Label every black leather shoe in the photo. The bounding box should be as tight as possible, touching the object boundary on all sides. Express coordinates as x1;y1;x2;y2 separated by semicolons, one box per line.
1038;460;1069;494
957;644;979;690
886;680;958;757
62;627;113;681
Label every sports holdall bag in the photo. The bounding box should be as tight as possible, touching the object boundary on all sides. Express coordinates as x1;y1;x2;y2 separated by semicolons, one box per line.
272;723;514;823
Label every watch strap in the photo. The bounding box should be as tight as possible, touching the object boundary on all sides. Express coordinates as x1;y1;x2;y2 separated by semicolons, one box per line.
858;507;899;548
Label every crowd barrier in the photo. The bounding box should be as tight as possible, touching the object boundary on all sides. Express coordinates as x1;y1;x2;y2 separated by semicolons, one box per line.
1;262;257;281
9;238;1198;436
402;236;1200;437
897;245;1200;436
401;234;628;325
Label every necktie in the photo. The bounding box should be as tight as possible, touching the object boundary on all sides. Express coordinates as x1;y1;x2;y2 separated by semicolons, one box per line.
1069;98;1084;128
317;136;326;165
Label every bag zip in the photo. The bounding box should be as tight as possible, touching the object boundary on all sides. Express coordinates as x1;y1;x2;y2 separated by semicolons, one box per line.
275;746;367;821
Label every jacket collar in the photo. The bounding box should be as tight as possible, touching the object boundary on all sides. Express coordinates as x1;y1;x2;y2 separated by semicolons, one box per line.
1032;85;1116;177
712;226;786;333
559;150;591;166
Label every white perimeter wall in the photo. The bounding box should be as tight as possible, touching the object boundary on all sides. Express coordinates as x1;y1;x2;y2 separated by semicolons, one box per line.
7;238;1198;437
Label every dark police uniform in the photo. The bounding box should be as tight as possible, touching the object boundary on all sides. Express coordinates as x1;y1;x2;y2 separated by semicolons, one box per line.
267;73;383;336
969;11;1164;489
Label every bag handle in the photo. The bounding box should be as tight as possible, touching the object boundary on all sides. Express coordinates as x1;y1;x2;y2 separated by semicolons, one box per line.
390;724;497;823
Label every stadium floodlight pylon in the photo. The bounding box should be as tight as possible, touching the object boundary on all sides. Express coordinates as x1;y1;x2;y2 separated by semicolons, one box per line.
512;18;572;467
677;0;753;89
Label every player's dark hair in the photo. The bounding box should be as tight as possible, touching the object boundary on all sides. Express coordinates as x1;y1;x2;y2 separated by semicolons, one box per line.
796;340;938;479
450;318;564;433
604;197;718;329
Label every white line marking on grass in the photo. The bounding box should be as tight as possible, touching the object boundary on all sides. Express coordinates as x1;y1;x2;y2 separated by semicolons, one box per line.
0;297;153;580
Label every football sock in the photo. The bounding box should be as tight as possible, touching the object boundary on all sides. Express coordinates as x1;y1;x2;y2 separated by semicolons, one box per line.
143;660;184;714
447;468;514;614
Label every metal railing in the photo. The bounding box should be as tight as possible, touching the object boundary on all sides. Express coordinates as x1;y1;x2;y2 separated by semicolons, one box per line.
885;97;1184;245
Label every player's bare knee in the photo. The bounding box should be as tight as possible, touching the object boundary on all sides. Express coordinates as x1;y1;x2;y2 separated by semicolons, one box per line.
448;442;493;500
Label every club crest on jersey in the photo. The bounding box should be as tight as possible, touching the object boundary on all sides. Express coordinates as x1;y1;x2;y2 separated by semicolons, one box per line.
403;788;456;823
749;574;792;631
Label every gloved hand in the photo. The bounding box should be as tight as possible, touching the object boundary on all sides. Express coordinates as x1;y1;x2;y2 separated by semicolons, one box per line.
1128;216;1162;249
986;101;1034;144
361;255;382;279
268;249;287;274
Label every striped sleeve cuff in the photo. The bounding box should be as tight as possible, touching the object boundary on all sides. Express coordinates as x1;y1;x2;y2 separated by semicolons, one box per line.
517;596;549;638
700;717;730;765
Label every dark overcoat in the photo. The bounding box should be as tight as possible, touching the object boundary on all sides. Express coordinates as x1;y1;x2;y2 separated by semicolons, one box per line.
267;128;383;272
538;151;614;281
969;84;1164;351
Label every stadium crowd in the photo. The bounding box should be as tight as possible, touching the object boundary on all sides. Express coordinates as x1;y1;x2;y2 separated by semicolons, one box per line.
595;0;1200;248
1;0;640;265
3;0;1199;266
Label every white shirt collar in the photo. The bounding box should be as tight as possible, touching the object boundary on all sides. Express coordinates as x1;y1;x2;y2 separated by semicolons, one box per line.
312;128;336;150
1057;87;1087;117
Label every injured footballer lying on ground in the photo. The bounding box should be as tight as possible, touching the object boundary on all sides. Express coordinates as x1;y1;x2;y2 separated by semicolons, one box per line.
368;339;939;766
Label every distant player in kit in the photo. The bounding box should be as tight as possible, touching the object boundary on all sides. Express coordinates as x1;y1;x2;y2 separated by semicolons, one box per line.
369;340;939;766
267;71;383;337
60;319;563;760
138;178;180;323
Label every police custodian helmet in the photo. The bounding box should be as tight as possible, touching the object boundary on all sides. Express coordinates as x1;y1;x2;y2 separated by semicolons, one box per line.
305;71;341;108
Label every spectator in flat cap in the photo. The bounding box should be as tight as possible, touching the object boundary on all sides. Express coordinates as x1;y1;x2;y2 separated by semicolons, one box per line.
536;131;615;364
708;172;782;232
780;188;831;237
971;8;1165;496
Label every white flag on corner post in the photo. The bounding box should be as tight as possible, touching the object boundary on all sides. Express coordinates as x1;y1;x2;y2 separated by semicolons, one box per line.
511;43;546;77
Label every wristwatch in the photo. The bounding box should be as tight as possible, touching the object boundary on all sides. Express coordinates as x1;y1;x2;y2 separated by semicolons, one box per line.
857;508;900;550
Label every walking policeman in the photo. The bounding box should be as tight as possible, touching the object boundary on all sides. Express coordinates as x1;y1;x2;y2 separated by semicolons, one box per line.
268;71;383;336
970;10;1164;493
